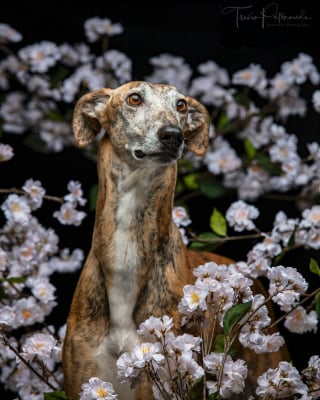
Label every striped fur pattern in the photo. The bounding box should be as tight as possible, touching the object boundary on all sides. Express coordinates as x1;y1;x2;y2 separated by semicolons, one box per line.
62;81;289;399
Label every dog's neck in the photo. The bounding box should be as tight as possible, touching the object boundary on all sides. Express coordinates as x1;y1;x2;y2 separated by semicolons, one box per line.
92;136;183;356
94;137;179;247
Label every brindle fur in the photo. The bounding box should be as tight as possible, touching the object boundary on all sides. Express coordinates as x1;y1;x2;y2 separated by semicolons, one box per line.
63;81;289;399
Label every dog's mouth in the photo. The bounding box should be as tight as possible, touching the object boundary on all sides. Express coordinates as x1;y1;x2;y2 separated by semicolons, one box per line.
133;149;182;163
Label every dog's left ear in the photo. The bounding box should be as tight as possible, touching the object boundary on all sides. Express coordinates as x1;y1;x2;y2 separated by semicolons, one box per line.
183;96;210;156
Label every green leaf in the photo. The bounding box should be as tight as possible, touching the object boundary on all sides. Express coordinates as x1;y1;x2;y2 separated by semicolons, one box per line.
198;175;228;199
315;292;320;317
243;137;256;160
233;89;250;108
309;258;320;277
89;183;99;211
189;378;204;400
189;232;222;252
216;112;237;134
44;390;67;400
0;276;27;284
183;173;200;191
210;208;227;237
208;392;219;400
213;334;225;353
255;153;281;175
223;301;252;335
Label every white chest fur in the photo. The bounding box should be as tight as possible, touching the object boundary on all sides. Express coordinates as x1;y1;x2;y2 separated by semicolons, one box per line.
97;168;152;361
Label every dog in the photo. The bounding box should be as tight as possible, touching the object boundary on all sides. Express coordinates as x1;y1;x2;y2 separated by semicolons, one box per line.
62;81;289;399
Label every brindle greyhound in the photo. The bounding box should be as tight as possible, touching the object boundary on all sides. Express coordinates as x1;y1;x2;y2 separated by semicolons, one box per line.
62;81;289;399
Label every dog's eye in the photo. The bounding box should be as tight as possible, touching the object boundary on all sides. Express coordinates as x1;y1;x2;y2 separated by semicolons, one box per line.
127;93;143;106
176;99;187;113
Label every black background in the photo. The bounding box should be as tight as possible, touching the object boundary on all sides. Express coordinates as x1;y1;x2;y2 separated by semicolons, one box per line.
1;1;320;398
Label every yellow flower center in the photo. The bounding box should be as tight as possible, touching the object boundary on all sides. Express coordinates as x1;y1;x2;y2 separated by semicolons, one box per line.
22;310;31;319
96;388;108;397
191;291;200;304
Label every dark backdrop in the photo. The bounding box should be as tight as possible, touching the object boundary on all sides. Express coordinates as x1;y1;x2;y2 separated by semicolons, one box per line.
1;1;320;398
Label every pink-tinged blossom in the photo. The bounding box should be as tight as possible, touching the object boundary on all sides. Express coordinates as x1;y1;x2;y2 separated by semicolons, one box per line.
22;179;46;210
251;234;282;260
64;180;87;206
269;134;298;163
246;250;272;277
280;53;320;86
27;277;56;304
302;205;320;228
205;137;242;175
12;297;47;328
79;377;118;400
226;200;259;232
137;315;173;341
256;361;308;399
268;266;308;311
172;206;191;227
18;41;60;73
284;307;318;334
146;54;192;94
0;143;14;162
204;353;248;398
53;202;86;226
0;23;22;43
239;326;285;354
58;42;93;67
84;17;124;43
232;63;268;96
237;165;270;201
1;194;31;225
20;333;57;361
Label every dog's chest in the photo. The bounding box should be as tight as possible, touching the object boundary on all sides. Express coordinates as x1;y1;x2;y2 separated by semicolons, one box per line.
105;179;148;356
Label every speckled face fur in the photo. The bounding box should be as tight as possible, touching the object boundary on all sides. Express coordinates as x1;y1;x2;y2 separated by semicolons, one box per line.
63;81;289;400
72;81;210;164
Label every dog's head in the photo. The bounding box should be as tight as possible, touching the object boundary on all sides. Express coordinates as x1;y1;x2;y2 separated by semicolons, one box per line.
73;81;210;165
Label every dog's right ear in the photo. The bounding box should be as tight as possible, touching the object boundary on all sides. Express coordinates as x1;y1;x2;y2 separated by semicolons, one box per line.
73;88;113;148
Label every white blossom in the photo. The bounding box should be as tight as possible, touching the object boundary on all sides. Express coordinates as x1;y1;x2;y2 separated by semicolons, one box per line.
53;202;86;226
0;143;14;162
226;200;259;232
18;41;60;73
80;377;118;400
84;17;124;43
1;194;31;225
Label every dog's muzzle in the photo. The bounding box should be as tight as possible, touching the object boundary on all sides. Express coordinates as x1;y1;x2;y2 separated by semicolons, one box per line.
133;125;184;163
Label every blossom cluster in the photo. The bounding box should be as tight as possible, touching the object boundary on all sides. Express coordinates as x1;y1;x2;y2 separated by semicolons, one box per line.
114;261;319;399
0;149;86;398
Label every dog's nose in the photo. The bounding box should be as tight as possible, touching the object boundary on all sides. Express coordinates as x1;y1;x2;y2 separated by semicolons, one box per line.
158;125;183;148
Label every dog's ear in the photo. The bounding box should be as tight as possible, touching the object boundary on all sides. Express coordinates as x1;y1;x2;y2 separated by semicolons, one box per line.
73;88;113;148
183;96;210;156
